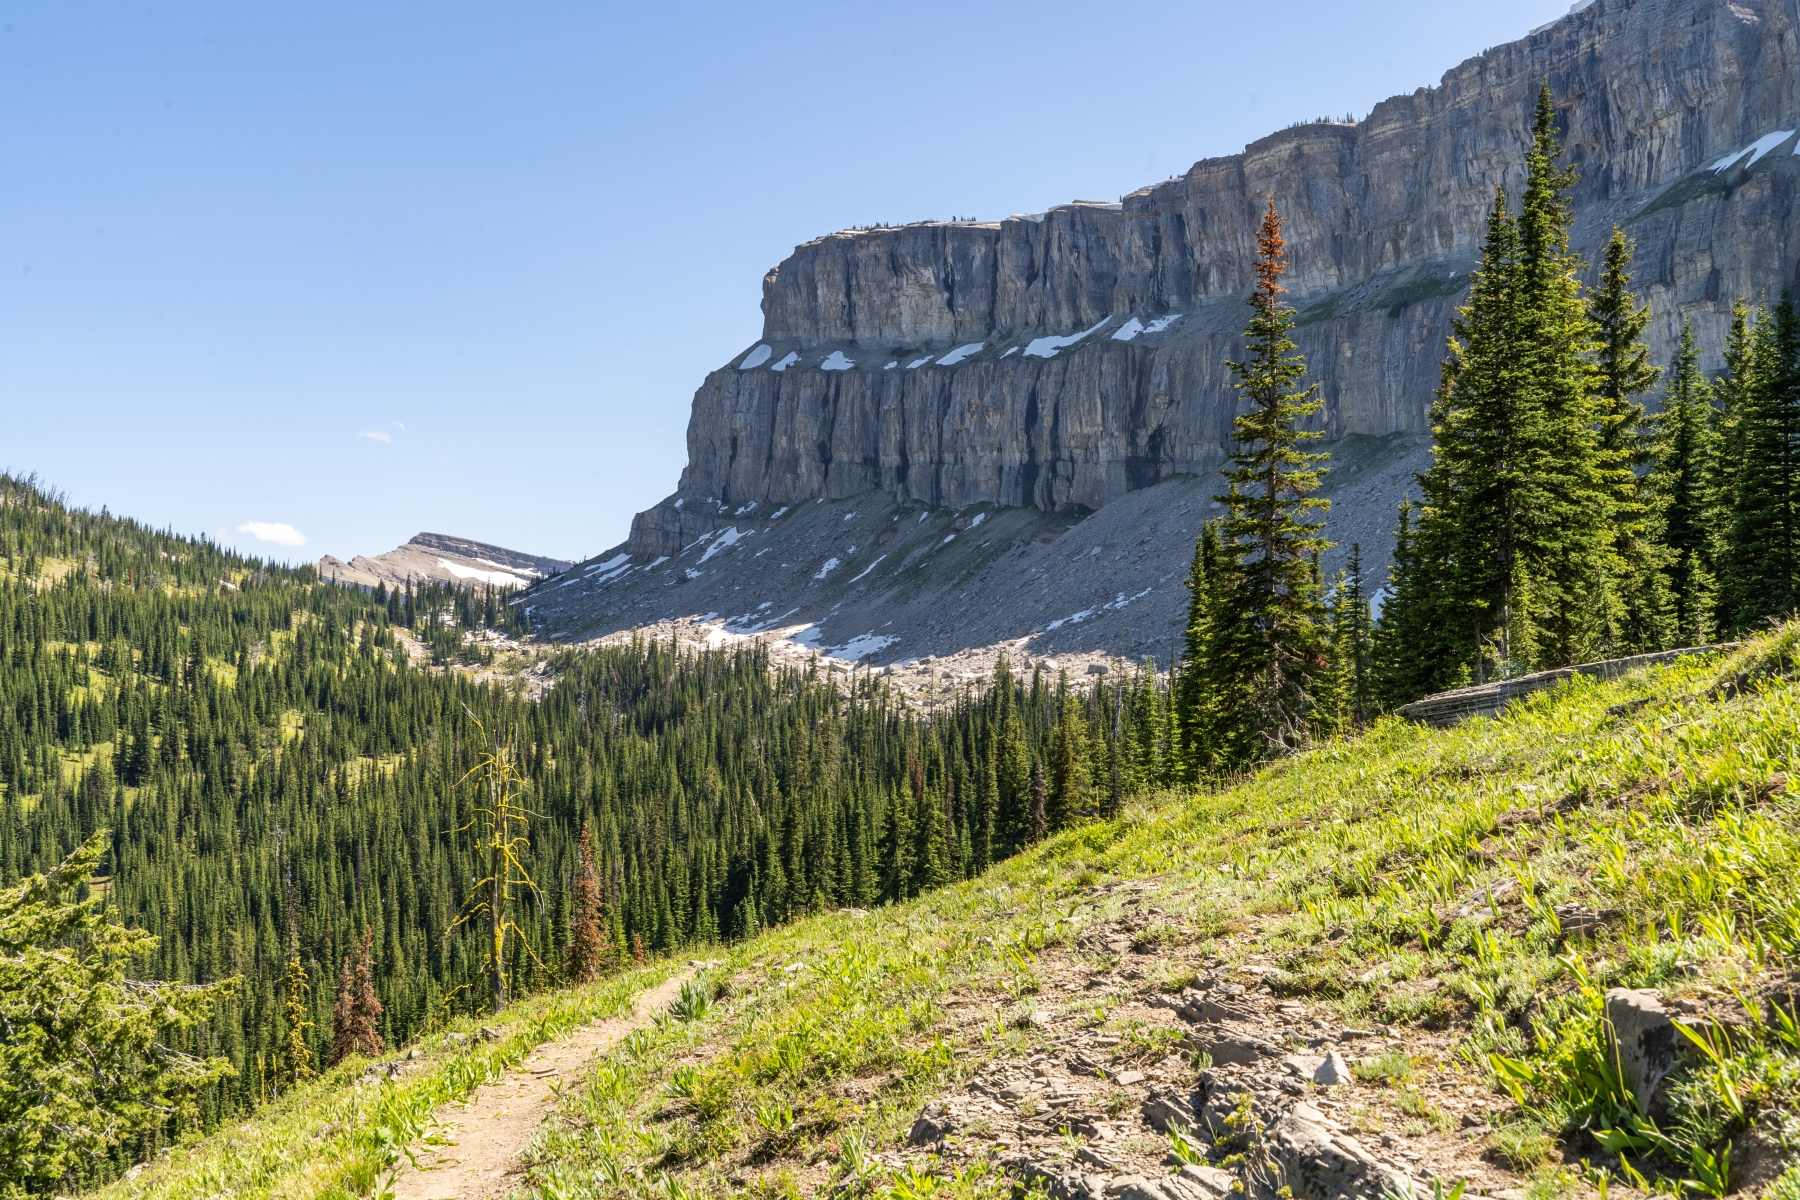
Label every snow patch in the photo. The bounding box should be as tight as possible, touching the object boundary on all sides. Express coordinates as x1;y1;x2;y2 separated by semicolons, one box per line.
942;533;956;544
437;559;533;588
906;356;934;369
1712;129;1796;171
814;557;841;580
820;350;855;371
739;344;774;369
770;507;790;520
831;633;896;661
699;526;750;563
586;554;630;574
848;555;886;582
844;511;856;521
1145;314;1183;333
734;500;759;515
884;361;898;370
648;556;669;569
969;512;986;528
1001;346;1019;357
1111;318;1146;342
936;342;985;366
673;498;684;509
1023;318;1110;358
685;568;702;580
770;351;800;372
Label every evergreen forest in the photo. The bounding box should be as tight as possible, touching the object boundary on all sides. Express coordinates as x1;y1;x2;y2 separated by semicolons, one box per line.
0;474;1184;1161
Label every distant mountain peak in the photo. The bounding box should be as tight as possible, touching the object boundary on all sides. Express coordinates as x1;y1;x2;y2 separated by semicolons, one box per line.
319;533;570;591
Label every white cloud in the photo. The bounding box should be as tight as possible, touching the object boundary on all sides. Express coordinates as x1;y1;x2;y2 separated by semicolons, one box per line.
236;521;308;547
358;429;392;443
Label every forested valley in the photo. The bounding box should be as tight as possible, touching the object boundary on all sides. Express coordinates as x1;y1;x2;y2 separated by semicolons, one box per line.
0;475;1180;1150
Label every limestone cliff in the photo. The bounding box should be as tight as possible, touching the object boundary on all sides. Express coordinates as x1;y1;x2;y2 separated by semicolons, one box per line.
528;0;1800;666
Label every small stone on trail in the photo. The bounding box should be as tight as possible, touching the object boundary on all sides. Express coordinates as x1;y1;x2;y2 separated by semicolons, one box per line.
1315;1051;1353;1086
1113;1070;1146;1085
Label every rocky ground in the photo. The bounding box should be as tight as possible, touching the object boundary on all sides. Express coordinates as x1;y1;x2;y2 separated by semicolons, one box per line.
878;905;1517;1200
520;432;1430;676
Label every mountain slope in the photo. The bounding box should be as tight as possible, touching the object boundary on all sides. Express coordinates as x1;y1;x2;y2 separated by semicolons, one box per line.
104;628;1800;1200
318;531;571;590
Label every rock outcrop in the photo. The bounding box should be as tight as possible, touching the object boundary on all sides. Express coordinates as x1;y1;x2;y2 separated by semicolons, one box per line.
320;532;570;591
533;0;1800;666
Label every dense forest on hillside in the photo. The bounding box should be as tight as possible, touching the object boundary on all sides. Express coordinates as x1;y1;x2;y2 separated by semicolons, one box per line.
0;475;1178;1153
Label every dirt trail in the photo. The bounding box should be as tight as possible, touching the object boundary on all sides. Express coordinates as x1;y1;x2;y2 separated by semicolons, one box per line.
394;973;691;1200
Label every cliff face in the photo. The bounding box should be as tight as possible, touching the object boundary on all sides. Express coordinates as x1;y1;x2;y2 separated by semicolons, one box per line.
629;0;1800;557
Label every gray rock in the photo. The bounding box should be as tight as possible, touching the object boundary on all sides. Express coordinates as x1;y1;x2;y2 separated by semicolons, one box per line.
908;1101;955;1145
1266;1108;1411;1200
1197;1032;1282;1067
1314;1051;1353;1086
1141;1088;1201;1134
1177;1165;1239;1199
1119;1171;1235;1200
1605;988;1681;1118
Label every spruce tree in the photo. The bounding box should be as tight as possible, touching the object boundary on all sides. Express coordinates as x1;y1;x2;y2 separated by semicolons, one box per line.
1206;198;1333;763
1649;318;1720;645
1374;499;1439;706
1401;84;1609;689
567;820;605;985
1710;301;1761;633
1589;227;1673;653
1513;83;1611;667
1174;520;1225;773
0;833;236;1193
1721;293;1799;630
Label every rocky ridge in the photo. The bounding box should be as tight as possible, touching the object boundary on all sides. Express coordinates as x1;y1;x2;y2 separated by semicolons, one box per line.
320;532;571;592
530;0;1800;670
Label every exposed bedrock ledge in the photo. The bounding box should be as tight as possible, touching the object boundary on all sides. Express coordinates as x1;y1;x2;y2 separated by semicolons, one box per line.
624;0;1800;561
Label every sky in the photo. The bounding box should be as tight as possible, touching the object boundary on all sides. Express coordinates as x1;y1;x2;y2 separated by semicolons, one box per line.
0;1;1580;566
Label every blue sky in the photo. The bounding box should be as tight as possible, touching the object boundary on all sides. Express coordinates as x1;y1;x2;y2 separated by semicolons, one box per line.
0;1;1576;565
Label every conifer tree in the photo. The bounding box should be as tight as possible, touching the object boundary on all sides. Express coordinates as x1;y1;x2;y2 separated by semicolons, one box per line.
1175;521;1225;774
1374;500;1437;707
1710;301;1761;633
1028;760;1047;842
1589;227;1673;653
1398;84;1609;694
1205;198;1333;763
1048;681;1087;830
567;820;605;985
279;863;312;1086
1721;292;1800;630
0;833;236;1193
327;927;383;1065
1648;318;1720;644
1512;83;1611;667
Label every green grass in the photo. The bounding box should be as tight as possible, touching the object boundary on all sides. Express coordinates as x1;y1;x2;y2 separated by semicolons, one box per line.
101;625;1800;1200
98;964;670;1200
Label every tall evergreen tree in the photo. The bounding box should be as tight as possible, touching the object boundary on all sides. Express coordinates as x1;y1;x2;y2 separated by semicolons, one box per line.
1647;318;1719;645
1395;84;1610;696
1710;301;1761;633
1589;227;1673;653
1204;198;1333;764
1513;83;1612;667
1720;293;1800;630
1174;520;1225;774
566;820;605;985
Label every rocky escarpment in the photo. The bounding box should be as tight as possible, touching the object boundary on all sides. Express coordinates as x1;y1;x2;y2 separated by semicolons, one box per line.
532;0;1800;665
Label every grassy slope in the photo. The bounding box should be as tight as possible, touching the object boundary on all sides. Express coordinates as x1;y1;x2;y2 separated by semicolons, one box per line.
105;628;1800;1200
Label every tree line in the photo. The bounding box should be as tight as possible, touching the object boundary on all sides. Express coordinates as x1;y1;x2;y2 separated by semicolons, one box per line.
1173;84;1800;771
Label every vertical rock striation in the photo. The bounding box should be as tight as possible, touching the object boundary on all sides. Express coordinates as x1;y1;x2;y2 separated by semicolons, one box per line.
631;0;1800;557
